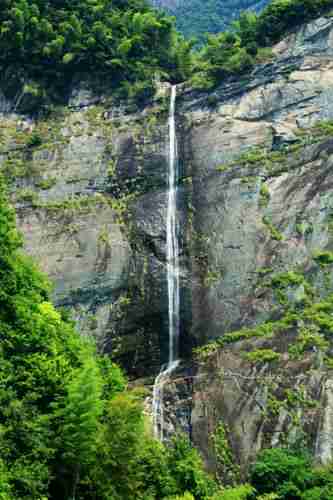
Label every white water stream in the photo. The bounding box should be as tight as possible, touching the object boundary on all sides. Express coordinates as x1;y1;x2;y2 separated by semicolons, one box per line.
152;85;180;440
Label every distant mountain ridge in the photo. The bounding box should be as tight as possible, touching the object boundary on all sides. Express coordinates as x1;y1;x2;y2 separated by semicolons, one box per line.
152;0;271;39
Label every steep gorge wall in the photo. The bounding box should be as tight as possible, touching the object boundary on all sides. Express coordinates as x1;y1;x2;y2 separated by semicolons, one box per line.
0;86;195;378
165;15;333;472
2;13;333;474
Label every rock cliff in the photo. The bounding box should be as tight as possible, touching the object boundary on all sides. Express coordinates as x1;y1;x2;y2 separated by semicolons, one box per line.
2;13;333;475
164;14;333;473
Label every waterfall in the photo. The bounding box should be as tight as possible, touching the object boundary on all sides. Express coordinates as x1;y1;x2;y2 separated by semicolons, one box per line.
152;85;180;440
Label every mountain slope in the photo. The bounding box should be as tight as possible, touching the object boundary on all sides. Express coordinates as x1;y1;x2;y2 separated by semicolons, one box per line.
3;0;333;489
152;0;270;39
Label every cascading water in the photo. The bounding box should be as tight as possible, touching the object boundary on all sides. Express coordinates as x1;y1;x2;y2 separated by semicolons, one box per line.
152;85;180;440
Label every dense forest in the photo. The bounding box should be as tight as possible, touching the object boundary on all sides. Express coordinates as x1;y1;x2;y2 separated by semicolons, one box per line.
2;0;333;109
2;0;333;499
0;0;193;107
152;0;270;42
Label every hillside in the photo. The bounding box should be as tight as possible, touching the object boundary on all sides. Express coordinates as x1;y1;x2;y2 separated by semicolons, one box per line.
3;0;333;499
152;0;270;39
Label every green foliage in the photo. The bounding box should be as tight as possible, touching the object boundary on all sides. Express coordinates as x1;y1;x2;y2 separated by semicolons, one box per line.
26;132;43;148
0;177;86;498
288;325;329;359
209;484;254;500
195;261;333;363
167;436;218;499
0;459;12;500
250;448;333;500
35;177;57;190
0;176;219;500
262;216;284;241
157;0;270;42
167;494;195;500
211;423;239;485
194;0;333;88
313;250;333;267
259;183;270;208
250;448;311;497
245;348;281;363
216;119;333;181
53;347;104;499
0;0;193;108
271;271;305;288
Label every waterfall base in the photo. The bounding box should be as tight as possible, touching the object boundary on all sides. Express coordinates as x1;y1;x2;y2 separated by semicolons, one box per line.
152;360;180;440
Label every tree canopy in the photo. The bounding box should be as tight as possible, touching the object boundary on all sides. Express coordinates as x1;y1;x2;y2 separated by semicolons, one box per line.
0;0;193;107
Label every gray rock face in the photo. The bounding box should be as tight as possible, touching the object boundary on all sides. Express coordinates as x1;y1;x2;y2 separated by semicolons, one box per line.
179;16;333;342
190;344;330;473
3;14;333;471
169;15;333;470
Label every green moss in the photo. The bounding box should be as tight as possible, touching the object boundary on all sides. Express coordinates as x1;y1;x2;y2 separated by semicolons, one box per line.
313;250;333;267
39;193;109;214
107;159;117;178
256;267;274;277
263;216;284;241
210;422;239;485
98;226;110;245
255;47;275;63
288;326;329;359
204;268;224;287
195;319;293;359
15;188;39;206
271;272;305;289
217;164;231;173
1;156;28;181
87;314;99;330
296;221;313;237
26;132;43;148
245;349;281;364
269;271;313;307
259;183;270;208
216;119;333;181
195;277;333;361
35;177;57;190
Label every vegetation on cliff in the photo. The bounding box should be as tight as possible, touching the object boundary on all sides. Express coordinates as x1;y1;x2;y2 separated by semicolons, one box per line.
2;0;333;107
193;0;333;88
0;0;192;107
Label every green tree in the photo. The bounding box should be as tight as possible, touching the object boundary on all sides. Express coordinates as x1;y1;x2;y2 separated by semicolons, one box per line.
91;391;147;499
209;484;254;500
53;348;104;500
167;436;218;499
250;448;311;499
